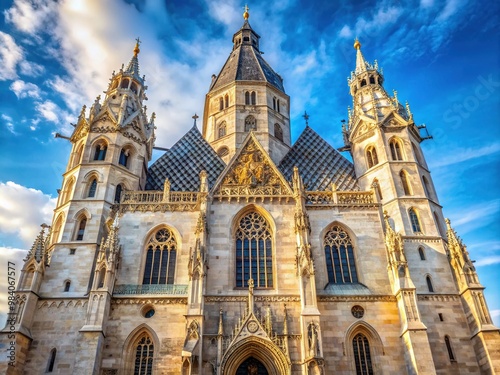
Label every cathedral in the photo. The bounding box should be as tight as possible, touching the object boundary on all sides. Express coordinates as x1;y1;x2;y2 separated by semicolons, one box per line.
2;7;500;375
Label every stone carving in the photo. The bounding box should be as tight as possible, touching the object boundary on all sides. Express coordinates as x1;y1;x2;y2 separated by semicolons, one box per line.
351;305;365;318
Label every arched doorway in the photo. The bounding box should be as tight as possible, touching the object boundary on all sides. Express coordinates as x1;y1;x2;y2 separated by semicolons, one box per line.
236;357;268;375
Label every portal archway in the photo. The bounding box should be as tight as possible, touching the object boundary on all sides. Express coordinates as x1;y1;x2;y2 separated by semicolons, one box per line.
221;336;290;375
235;357;268;375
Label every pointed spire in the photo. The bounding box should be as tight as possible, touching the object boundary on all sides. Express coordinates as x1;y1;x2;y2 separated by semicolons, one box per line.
354;38;368;74
25;224;50;264
125;38;141;79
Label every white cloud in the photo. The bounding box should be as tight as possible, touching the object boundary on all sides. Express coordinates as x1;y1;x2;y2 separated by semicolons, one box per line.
1;114;16;134
475;256;500;267
35;100;60;123
3;0;58;35
430;142;500;169
19;60;44;76
437;0;464;22
0;181;56;248
10;79;41;99
449;199;500;229
0;32;23;80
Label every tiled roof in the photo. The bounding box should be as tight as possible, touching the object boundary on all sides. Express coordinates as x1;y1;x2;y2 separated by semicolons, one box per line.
146;125;226;191
278;126;358;191
211;45;285;92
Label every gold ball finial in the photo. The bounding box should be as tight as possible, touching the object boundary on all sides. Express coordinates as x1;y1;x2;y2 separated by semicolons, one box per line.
243;4;249;20
133;37;141;56
354;38;361;50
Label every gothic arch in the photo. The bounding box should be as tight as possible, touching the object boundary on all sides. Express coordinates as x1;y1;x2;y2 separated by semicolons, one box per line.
139;224;182;285
72;208;92;222
344;321;384;374
90;136;110;161
320;221;360;285
220;336;291;375
118;143;138;167
388;136;404;161
61;176;76;205
83;170;104;183
51;213;65;244
121;324;160;374
230;205;276;289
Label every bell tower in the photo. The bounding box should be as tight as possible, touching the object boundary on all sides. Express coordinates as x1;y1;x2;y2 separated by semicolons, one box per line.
202;6;291;164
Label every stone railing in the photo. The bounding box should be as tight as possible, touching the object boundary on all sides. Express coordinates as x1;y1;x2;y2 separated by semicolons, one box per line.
113;284;188;295
119;191;200;212
215;185;292;202
306;190;375;206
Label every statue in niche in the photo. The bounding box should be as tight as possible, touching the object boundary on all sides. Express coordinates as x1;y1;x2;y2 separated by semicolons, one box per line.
308;323;320;356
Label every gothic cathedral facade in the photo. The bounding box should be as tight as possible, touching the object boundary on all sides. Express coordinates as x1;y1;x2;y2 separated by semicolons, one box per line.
2;9;499;375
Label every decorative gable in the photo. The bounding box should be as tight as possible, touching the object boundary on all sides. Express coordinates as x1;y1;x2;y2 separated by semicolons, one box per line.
212;133;293;198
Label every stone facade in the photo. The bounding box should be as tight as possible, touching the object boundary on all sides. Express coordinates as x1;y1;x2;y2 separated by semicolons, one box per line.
1;9;499;375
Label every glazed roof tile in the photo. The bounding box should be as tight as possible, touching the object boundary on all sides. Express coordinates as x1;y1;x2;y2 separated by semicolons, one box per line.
278;126;358;191
146;125;226;191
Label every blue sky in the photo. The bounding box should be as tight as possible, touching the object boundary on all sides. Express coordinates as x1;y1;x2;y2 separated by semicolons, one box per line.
0;0;499;326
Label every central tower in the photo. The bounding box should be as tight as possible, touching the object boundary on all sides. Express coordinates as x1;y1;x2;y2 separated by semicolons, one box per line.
202;7;291;164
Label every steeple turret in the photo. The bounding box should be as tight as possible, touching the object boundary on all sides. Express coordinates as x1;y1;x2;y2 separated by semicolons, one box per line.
202;7;291;164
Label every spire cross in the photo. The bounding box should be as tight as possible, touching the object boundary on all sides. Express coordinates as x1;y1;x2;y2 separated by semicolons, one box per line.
303;111;310;126
133;37;141;56
192;113;199;126
243;4;249;20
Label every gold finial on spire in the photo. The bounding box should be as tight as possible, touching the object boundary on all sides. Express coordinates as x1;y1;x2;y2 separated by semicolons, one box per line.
243;4;249;20
133;37;141;56
354;38;361;50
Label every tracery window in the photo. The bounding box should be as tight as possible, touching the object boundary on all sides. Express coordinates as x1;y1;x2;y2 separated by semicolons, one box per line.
119;148;130;167
244;115;257;132
134;334;154;375
324;225;358;284
353;333;374;375
88;178;97;198
409;208;421;233
115;184;124;203
366;146;378;168
274;123;283;142
142;228;177;285
235;212;273;288
218;121;227;139
75;217;87;241
400;170;412;195
251;91;256;105
93;143;107;161
390;138;403;160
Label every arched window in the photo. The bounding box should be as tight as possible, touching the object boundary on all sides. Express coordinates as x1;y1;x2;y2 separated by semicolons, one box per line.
130;82;138;94
22;267;35;290
251;91;256;105
47;348;57;372
219;97;224;111
119;148;130;167
273;97;277;110
93;143;107;161
400;170;412;195
245;91;250;105
277;99;280;112
426;275;434;292
274;123;283;142
134;334;154;375
366;146;378;168
115;184;124;203
64;280;71;292
352;333;373;375
75;217;87;241
418;247;426;260
217;146;229;158
120;78;130;89
235;212;273;288
369;76;375;84
324;225;358;284
444;336;456;362
97;268;106;288
360;79;367;87
142;228;177;285
422;176;431;198
389;138;403;160
225;94;229;108
412;143;423;165
88;178;97;198
51;215;63;244
372;179;383;201
62;178;75;205
72;143;84;169
244;115;257;132
409;208;421;233
218;121;227;139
